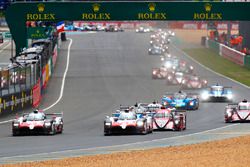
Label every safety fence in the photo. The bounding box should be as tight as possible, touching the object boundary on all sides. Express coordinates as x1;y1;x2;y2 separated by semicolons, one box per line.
0;34;60;115
204;38;250;68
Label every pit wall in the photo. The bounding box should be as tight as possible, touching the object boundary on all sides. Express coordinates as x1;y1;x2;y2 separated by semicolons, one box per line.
204;38;250;68
0;36;61;116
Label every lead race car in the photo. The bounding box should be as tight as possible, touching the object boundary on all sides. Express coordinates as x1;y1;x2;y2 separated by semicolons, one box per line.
104;107;153;135
201;84;233;102
162;91;199;110
225;99;250;123
12;110;63;136
153;107;186;131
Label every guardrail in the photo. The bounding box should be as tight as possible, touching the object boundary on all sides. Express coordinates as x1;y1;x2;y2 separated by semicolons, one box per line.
204;38;250;68
0;34;60;116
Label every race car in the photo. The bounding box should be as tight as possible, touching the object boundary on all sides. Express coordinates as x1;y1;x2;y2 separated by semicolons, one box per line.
201;84;233;102
135;26;152;33
152;66;168;79
162;91;199;110
148;45;165;55
181;75;208;89
104;108;153;135
12;110;63;136
166;71;186;85
224;99;250;123
105;25;124;32
153;107;186;131
177;61;194;74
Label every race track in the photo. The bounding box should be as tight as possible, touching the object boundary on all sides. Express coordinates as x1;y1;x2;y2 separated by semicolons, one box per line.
0;31;250;163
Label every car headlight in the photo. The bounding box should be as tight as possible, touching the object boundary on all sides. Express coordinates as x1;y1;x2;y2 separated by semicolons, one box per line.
182;80;186;84
165;62;172;68
161;57;165;61
45;122;51;127
153;71;157;75
174;120;180;124
168;76;172;80
167;39;170;42
105;122;111;126
189;101;194;106
137;121;144;127
150;41;153;44
13;123;19;127
201;92;209;100
149;49;152;51
136;29;139;32
190;66;194;70
226;110;232;117
227;94;233;99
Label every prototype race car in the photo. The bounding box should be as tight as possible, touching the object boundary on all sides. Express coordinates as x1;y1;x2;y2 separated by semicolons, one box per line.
105;25;124;32
153;107;186;131
148;45;165;55
181;75;208;89
104;108;153;135
162;91;199;110
136;26;152;33
152;66;168;79
12;110;63;136
166;71;186;85
225;100;250;123
201;84;233;102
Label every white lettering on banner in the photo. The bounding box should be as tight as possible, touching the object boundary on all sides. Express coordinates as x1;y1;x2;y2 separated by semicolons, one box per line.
201;24;207;30
183;24;198;30
217;24;227;30
232;24;239;30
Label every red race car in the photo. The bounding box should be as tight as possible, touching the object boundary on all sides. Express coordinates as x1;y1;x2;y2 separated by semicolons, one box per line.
225;99;250;123
153;107;186;131
181;75;207;89
12;110;63;136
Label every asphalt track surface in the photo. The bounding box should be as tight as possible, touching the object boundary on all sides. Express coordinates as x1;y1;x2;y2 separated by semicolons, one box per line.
0;31;250;162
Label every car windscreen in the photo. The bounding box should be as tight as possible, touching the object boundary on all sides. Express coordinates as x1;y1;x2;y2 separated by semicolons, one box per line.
118;113;136;120
25;113;44;121
154;112;171;118
174;93;187;99
239;105;250;110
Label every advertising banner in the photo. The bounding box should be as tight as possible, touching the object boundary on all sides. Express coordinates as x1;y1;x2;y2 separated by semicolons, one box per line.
32;79;41;108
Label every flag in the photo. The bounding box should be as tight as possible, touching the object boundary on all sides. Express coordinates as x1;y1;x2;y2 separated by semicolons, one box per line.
56;21;65;33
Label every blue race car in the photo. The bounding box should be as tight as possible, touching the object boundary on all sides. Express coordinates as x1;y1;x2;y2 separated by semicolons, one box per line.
162;91;199;110
200;84;233;102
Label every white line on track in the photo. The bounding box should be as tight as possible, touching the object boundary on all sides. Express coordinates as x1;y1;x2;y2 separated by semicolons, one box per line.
42;38;72;111
0;42;11;55
0;39;72;124
171;44;250;89
0;123;239;160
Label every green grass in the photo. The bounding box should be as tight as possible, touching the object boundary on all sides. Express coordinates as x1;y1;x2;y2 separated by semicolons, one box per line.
183;48;250;86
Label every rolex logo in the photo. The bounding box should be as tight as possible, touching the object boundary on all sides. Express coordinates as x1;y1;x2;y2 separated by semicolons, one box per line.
204;3;212;12
92;3;100;12
37;3;45;13
148;3;156;12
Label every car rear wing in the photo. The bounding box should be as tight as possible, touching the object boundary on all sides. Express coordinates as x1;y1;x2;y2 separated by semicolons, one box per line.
46;112;63;118
144;106;160;112
119;105;130;110
226;103;238;109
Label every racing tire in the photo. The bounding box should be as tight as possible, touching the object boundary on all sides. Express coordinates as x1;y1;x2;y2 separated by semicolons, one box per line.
141;122;148;135
50;124;56;135
12;130;20;136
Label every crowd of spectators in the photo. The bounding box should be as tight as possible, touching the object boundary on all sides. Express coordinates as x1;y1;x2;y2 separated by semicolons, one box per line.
209;29;250;55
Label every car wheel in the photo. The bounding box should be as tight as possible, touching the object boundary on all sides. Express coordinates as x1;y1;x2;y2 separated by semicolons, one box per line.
12;130;20;136
50;124;56;135
141;122;148;135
